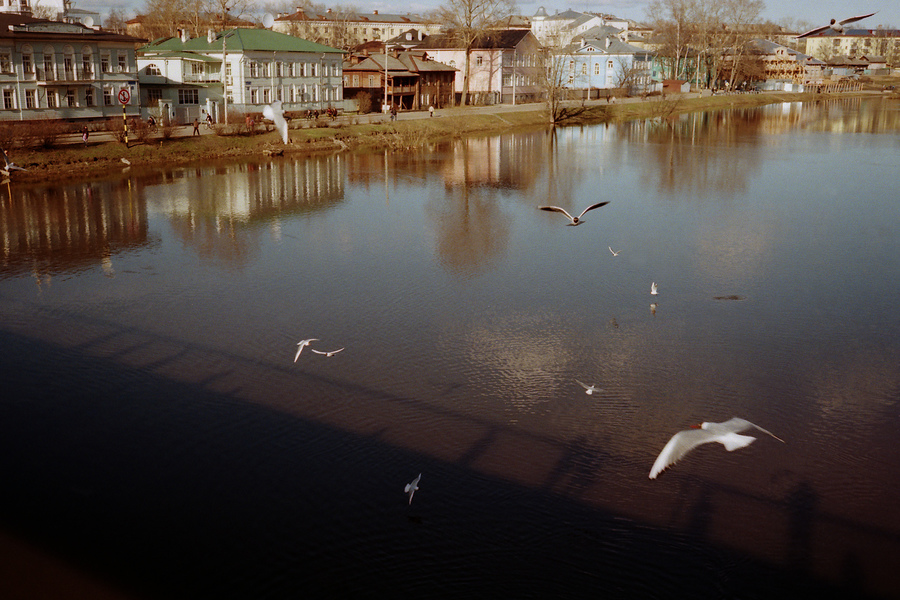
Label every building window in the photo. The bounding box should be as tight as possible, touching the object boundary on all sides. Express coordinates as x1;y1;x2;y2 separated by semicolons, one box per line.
607;60;614;69
3;89;13;109
263;87;270;103
103;87;113;105
47;90;57;108
43;53;54;80
0;51;11;74
22;52;33;75
353;74;359;86
594;62;600;75
146;63;161;76
82;50;92;77
250;87;258;103
146;88;161;105
101;51;110;73
85;87;94;106
581;63;587;75
66;88;76;107
178;88;198;104
117;53;127;72
476;55;483;67
368;75;374;87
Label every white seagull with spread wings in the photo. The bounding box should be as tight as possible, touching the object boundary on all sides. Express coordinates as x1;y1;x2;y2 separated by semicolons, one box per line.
649;417;785;479
294;338;319;362
539;201;610;226
263;101;289;144
796;12;877;38
405;473;421;505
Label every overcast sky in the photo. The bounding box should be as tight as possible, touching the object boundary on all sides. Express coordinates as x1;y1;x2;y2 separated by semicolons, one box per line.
80;0;895;33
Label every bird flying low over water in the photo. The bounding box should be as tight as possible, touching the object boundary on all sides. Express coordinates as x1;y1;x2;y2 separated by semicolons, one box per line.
311;347;344;357
651;282;659;296
796;12;877;38
405;473;421;505
294;338;319;362
609;246;621;256
263;100;289;144
649;417;785;479
539;201;610;226
576;380;602;395
1;148;26;177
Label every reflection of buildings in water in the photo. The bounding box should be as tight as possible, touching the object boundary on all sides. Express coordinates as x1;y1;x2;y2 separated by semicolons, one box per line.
0;182;149;279
141;156;346;266
441;131;544;189
143;156;346;221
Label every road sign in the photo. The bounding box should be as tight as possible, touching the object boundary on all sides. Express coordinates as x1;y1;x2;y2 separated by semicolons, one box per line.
118;88;131;105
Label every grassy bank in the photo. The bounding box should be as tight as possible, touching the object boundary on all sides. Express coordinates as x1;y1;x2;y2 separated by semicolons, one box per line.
8;90;888;184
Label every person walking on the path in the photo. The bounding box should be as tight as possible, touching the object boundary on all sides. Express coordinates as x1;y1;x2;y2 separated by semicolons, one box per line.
429;105;434;117
193;118;200;136
82;125;89;146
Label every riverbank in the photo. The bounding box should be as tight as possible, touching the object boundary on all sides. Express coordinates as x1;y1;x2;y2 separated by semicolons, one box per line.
7;89;892;184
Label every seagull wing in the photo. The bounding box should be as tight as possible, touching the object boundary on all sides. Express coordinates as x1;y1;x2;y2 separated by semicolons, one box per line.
577;201;610;219
329;348;345;355
796;24;830;38
575;379;591;390
540;205;575;221
310;349;327;355
649;429;719;479
840;11;876;25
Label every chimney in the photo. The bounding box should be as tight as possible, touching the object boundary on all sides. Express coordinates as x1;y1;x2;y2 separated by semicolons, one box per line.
207;29;215;43
180;28;189;42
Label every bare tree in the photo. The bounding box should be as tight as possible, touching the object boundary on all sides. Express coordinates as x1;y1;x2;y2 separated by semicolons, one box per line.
438;0;517;106
30;1;57;19
717;0;764;89
105;8;130;34
646;0;700;81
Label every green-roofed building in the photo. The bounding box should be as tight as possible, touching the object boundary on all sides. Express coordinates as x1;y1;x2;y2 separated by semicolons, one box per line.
137;28;344;123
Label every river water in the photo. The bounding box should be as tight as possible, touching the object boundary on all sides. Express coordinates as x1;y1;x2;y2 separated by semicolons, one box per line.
1;97;899;599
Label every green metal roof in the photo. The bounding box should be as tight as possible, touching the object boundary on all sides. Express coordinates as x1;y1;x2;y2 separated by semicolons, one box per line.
141;28;343;54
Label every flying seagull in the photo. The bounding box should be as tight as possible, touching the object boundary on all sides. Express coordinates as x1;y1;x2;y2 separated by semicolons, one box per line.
651;282;659;296
796;12;877;38
1;148;26;176
311;347;345;357
263;100;289;144
649;417;785;479
294;338;319;362
575;380;602;395
539;201;610;226
405;473;421;505
609;246;621;256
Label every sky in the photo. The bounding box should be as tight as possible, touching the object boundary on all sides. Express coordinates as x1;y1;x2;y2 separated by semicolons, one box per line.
78;0;897;32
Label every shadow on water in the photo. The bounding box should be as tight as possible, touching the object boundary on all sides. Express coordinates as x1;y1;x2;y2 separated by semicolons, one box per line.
1;327;894;600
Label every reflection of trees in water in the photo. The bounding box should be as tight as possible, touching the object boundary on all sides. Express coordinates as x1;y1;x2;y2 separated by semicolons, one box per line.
0;181;150;279
425;184;511;277
623;110;766;199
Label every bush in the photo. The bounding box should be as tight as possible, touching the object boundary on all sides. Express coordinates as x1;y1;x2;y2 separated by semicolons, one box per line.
355;91;373;114
28;119;69;148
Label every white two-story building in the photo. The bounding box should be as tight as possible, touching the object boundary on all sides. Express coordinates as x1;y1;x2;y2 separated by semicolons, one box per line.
137;28;344;124
0;12;144;122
